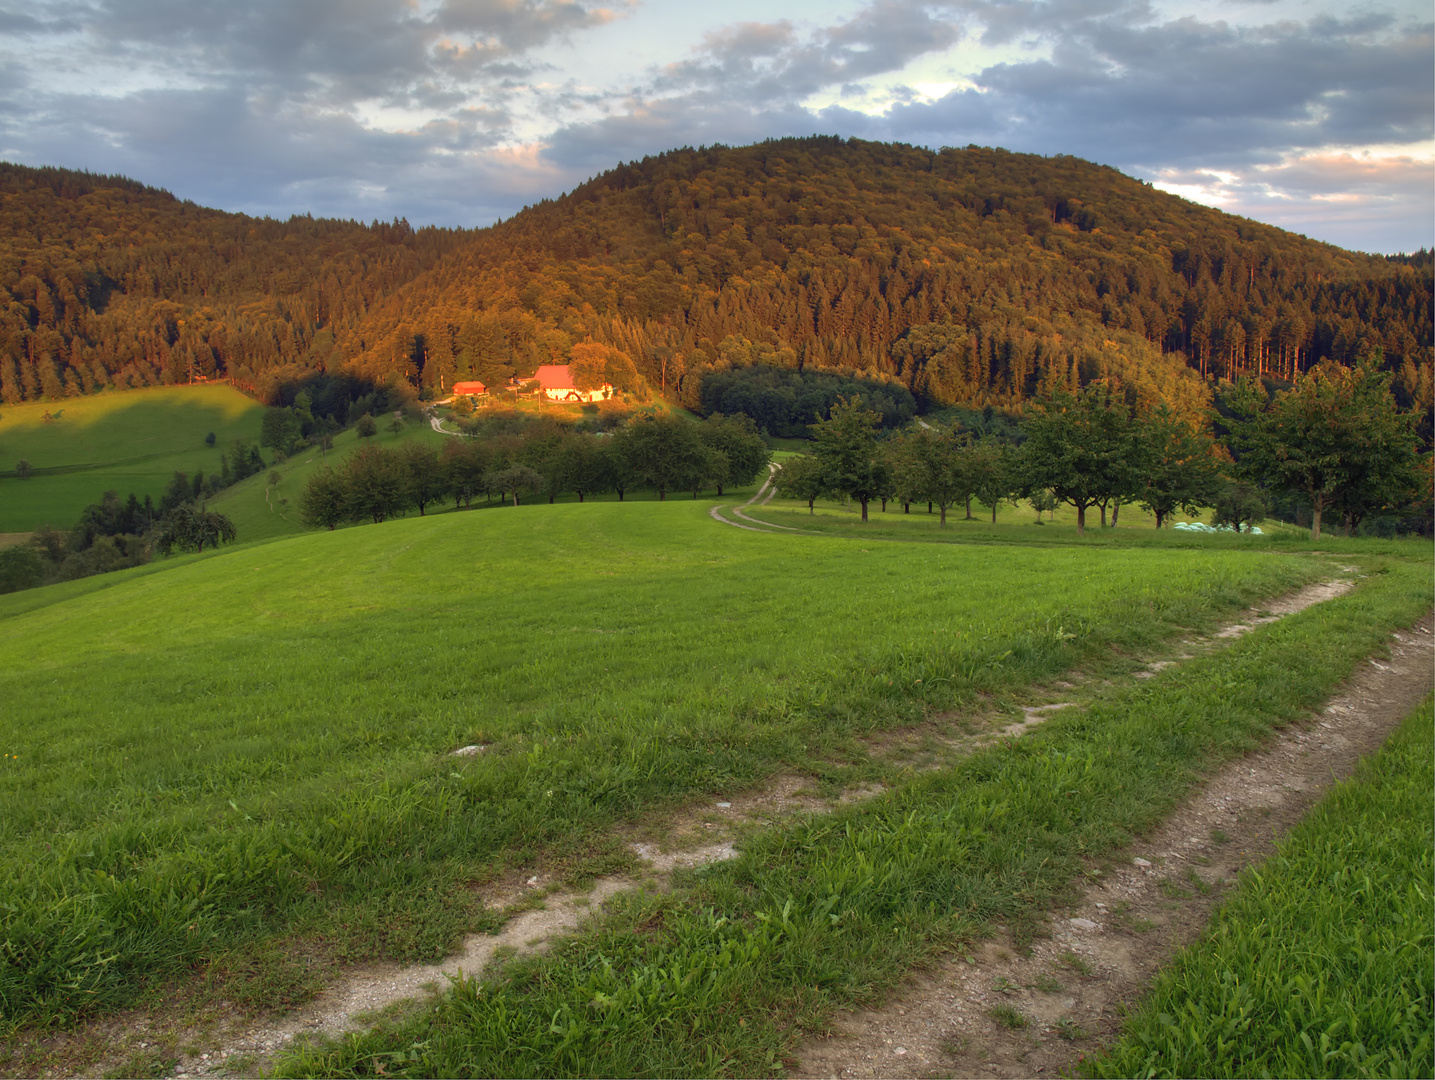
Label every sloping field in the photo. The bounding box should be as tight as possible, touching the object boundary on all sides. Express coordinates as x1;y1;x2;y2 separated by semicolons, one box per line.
0;500;1330;1027
0;385;264;532
204;420;451;543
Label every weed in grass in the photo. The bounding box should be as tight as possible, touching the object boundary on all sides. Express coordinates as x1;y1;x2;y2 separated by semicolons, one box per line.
101;1049;180;1079
1110;902;1157;934
1210;828;1230;844
1055;1019;1089;1041
939;1034;970;1057
989;1005;1029;1030
221;1052;260;1074
1060;951;1095;978
992;976;1018;995
1034;975;1063;994
1185;869;1212;896
1010;910;1047;957
1158;878;1193;900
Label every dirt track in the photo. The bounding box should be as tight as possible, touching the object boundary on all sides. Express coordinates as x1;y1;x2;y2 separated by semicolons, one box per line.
790;614;1434;1079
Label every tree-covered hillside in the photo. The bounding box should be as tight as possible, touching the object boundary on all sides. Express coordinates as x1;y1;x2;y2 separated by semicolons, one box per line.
3;140;1430;423
0;163;465;407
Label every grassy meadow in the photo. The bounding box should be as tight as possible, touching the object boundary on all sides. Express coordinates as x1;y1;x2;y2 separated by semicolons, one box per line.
275;538;1432;1078
0;495;1352;1029
0;385;265;533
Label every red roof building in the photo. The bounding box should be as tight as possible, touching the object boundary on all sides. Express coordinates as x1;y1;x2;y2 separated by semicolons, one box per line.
451;380;487;397
530;364;610;402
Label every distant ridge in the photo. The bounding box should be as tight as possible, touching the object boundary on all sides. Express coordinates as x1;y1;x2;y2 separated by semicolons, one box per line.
1;139;1429;423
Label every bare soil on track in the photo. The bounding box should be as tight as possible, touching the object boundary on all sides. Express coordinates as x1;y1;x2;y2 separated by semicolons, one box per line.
789;613;1434;1079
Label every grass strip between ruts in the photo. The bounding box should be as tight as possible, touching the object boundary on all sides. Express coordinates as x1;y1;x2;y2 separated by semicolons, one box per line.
276;560;1432;1078
1084;693;1434;1080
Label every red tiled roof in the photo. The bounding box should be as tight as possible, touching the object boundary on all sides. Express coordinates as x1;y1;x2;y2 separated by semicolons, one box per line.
531;364;577;391
452;380;486;394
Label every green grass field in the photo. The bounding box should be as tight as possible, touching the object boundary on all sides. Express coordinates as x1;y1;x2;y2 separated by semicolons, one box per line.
271;537;1431;1078
1;497;1351;1028
1087;695;1433;1079
0;385;265;532
1;458;1430;1080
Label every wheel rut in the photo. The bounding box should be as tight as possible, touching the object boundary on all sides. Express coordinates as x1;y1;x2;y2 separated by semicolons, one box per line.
788;612;1433;1079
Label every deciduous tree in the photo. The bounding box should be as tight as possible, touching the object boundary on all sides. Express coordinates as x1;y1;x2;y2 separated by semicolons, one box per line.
1225;360;1420;540
615;412;708;500
1137;404;1223;529
1018;385;1141;535
809;396;890;522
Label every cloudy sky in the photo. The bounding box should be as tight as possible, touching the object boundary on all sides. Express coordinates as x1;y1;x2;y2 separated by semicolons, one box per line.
1;0;1430;253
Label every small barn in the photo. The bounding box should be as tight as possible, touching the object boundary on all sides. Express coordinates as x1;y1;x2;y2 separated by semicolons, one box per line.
532;364;609;403
451;380;487;398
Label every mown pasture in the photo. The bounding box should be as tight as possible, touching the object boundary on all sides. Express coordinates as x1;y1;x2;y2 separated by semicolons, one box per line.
1089;694;1433;1079
275;538;1431;1078
0;385;264;532
0;497;1342;1030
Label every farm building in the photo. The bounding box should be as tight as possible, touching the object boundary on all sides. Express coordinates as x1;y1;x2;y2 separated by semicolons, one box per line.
451;380;487;398
531;364;610;403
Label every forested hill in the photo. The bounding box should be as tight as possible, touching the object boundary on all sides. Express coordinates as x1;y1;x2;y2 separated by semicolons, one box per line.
2;140;1430;422
0;163;467;406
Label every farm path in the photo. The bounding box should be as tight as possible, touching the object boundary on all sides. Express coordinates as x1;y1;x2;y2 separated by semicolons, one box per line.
710;462;800;533
31;575;1369;1079
788;610;1434;1080
426;411;460;436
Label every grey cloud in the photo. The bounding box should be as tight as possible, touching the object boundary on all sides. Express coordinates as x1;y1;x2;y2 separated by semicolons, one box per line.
657;1;962;103
434;0;618;48
0;1;87;34
65;0;616;106
0;80;522;224
880;10;1433;169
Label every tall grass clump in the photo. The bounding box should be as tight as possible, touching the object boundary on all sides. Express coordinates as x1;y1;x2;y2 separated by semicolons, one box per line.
273;552;1431;1078
1086;694;1434;1080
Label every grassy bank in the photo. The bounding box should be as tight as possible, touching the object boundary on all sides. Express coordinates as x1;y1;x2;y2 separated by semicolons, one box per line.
276;557;1431;1078
204;419;451;542
0;385;264;532
1086;694;1434;1079
0;501;1318;1027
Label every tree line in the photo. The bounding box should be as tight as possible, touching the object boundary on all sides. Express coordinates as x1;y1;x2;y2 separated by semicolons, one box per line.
779;357;1426;540
300;412;771;529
